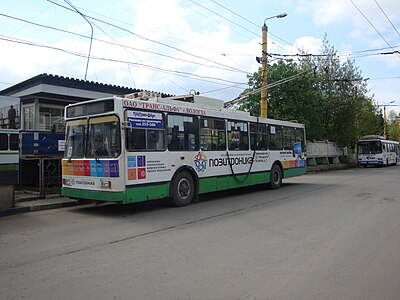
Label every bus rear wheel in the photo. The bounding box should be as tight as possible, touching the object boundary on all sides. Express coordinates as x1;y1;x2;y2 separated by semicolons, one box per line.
268;164;282;189
170;171;195;207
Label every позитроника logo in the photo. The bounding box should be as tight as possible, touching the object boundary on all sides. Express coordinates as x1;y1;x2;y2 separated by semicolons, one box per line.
194;151;207;172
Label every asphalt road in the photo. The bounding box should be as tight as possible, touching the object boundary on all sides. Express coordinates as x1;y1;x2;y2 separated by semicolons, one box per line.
1;166;400;299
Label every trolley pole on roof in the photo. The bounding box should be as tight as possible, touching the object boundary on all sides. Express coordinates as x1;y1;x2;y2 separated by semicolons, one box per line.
260;13;287;119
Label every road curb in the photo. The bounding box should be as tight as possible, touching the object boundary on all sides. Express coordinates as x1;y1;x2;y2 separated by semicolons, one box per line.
0;199;82;217
0;206;30;217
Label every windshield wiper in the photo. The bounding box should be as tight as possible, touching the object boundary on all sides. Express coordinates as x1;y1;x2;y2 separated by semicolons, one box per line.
94;150;100;162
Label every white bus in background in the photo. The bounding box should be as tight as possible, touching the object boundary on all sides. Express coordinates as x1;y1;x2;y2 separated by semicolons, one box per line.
61;93;307;206
357;135;399;167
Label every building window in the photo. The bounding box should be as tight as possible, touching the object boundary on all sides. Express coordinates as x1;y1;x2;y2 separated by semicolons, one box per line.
23;105;34;130
39;105;64;131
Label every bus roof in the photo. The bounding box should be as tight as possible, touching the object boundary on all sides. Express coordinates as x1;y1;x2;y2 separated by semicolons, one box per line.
359;135;386;140
66;93;305;128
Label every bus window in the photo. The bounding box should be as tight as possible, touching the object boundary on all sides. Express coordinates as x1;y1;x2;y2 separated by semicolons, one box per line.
147;130;165;150
10;134;19;151
65;120;87;159
0;134;7;150
200;117;226;151
228;120;249;150
295;128;306;152
250;123;267;150
87;116;120;158
126;129;146;151
283;126;295;150
358;141;382;154
167;114;199;151
125;111;165;151
269;125;283;150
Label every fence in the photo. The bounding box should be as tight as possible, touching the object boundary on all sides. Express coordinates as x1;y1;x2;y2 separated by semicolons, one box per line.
307;141;348;166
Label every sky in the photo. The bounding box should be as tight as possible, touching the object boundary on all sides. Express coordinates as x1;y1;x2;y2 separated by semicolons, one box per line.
0;0;399;114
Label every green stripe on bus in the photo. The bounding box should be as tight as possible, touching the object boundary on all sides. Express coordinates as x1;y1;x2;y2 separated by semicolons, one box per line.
125;183;170;204
62;167;307;204
284;167;307;178
62;187;124;202
0;163;19;171
199;171;269;194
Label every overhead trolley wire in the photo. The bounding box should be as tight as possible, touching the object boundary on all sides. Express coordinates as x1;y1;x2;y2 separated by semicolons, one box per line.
0;34;249;88
349;0;400;58
374;0;400;39
45;0;249;74
0;13;250;75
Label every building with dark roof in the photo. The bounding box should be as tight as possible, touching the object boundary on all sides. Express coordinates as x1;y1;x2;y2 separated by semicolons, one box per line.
0;73;166;194
0;73;145;131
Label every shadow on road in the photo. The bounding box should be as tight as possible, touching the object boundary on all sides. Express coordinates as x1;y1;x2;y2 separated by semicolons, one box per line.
70;182;309;218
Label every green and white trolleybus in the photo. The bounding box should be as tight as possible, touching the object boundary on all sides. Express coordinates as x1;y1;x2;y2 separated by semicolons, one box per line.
0;129;19;185
62;93;307;206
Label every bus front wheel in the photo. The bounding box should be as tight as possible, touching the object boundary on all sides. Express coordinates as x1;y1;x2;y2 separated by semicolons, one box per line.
170;171;195;207
268;164;282;189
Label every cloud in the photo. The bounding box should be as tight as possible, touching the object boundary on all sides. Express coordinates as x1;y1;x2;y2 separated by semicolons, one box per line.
293;36;322;54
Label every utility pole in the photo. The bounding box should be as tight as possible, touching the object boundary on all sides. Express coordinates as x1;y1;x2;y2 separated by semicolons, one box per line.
260;13;287;118
379;101;397;139
260;23;268;118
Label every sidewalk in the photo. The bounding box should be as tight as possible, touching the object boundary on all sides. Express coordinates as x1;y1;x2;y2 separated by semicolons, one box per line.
0;191;87;217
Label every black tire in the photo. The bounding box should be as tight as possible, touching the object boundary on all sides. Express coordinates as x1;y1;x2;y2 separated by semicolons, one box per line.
170;171;195;207
268;164;282;189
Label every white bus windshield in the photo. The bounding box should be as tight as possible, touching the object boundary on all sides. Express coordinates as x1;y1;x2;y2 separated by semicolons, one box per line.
65;120;86;159
87;116;121;159
64;115;121;159
358;141;382;154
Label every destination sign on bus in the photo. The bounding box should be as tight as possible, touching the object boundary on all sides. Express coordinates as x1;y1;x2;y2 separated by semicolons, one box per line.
127;111;163;129
123;99;206;116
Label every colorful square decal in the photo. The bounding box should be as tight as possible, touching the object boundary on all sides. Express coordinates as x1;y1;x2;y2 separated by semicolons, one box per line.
103;161;110;177
96;162;104;177
110;160;119;177
90;161;97;176
84;160;91;176
62;161;72;175
298;160;306;168
128;156;136;168
137;155;146;167
138;167;146;179
128;168;137;180
72;161;84;176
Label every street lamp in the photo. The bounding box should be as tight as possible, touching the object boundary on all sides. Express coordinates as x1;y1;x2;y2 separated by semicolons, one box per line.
260;13;287;118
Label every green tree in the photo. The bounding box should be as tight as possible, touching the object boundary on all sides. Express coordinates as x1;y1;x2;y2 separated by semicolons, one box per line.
387;110;400;141
238;35;382;147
